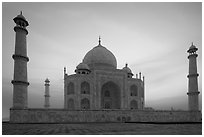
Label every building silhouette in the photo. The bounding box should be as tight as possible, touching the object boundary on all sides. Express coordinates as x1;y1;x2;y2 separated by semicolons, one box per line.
11;11;29;109
44;78;50;108
64;37;144;110
187;43;200;111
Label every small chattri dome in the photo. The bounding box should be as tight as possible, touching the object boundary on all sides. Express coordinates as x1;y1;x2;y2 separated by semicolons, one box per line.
17;13;26;20
189;44;196;50
45;78;50;83
122;63;132;74
76;62;90;70
187;42;198;53
13;11;29;26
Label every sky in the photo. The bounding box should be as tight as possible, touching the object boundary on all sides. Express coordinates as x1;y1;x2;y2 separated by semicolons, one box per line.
2;2;202;119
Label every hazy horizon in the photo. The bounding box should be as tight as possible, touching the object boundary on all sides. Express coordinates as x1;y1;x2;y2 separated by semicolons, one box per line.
2;2;202;119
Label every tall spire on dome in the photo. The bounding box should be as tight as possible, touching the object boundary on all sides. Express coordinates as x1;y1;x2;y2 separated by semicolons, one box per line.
98;36;101;46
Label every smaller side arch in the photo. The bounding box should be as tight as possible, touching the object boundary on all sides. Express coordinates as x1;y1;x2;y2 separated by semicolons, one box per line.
81;81;90;94
67;82;74;95
81;98;90;109
67;98;74;110
130;85;138;96
130;100;138;109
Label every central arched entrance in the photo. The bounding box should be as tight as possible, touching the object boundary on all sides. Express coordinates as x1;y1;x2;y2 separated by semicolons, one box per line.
101;81;121;109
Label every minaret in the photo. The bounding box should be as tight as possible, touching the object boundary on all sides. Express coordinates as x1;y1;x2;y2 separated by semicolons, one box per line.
187;43;200;111
44;78;50;108
142;76;145;109
139;72;142;79
64;67;66;108
64;67;67;79
11;12;29;109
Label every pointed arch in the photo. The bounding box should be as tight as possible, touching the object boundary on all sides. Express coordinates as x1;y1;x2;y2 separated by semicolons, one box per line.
101;81;121;109
67;98;74;110
81;81;90;94
81;98;90;109
130;85;138;96
67;82;74;95
130;100;138;109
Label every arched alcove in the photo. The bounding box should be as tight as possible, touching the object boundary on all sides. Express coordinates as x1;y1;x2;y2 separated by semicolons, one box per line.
130;100;138;109
101;81;121;109
130;85;138;96
67;82;74;95
81;81;90;94
81;98;90;109
67;98;74;110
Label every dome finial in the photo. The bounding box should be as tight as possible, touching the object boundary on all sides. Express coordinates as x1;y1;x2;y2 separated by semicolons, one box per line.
20;11;22;15
125;63;128;67
192;42;194;46
64;67;66;75
99;36;101;45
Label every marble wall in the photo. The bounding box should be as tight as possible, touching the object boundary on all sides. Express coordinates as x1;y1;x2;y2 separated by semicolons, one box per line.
10;108;201;123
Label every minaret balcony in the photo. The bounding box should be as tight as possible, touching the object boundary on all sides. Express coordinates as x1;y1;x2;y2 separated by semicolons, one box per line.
188;53;198;59
187;91;200;95
14;26;28;34
12;54;29;62
11;80;29;86
44;83;50;86
187;73;199;78
44;95;50;97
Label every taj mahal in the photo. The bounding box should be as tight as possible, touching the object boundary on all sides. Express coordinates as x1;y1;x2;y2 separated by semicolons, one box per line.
10;12;201;123
64;37;144;110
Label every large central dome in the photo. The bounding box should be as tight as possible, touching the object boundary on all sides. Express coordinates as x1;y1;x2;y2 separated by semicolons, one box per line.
83;39;117;69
